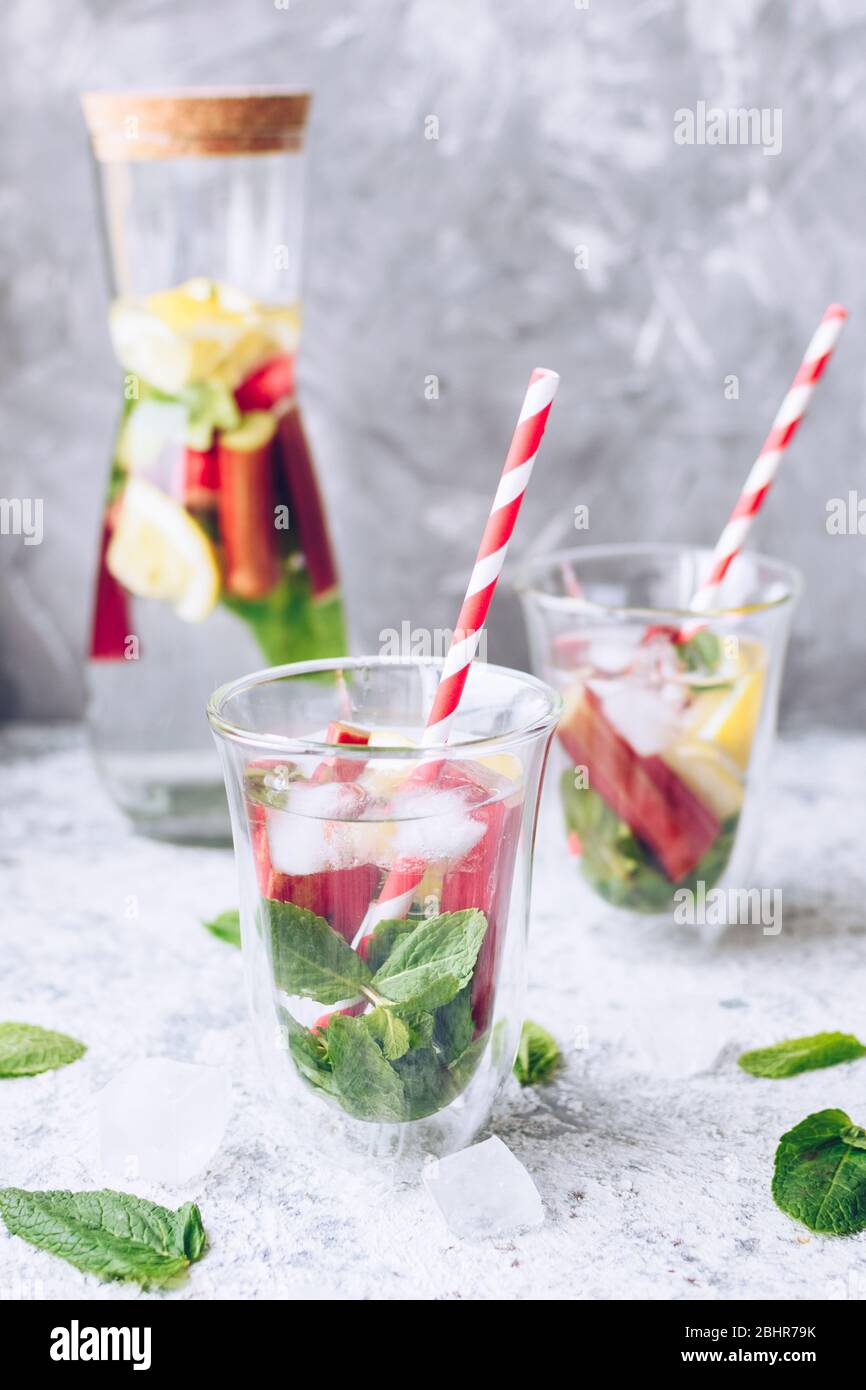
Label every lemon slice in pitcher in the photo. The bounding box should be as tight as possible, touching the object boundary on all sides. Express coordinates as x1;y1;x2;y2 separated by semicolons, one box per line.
106;478;220;622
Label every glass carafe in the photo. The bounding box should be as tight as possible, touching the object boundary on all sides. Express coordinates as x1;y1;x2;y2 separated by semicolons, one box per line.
81;90;346;843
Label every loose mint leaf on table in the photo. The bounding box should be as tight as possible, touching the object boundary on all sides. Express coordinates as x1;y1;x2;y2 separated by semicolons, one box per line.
203;909;242;949
0;1023;86;1078
514;1020;561;1087
325;1014;406;1122
267;900;372;1005
739;1031;866;1079
364;1007;412;1061
772;1109;866;1236
0;1188;206;1286
371;909;487;1012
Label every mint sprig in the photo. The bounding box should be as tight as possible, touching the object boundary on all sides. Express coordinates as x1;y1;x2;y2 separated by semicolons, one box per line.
0;1188;206;1286
270;903;489;1122
0;1023;86;1078
739;1031;866;1079
773;1109;866;1236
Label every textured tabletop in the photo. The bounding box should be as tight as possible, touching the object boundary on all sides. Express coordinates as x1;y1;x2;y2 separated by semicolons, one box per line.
1;725;864;1302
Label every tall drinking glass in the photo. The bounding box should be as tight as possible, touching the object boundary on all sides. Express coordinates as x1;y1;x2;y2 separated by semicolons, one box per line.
518;544;802;920
208;656;561;1165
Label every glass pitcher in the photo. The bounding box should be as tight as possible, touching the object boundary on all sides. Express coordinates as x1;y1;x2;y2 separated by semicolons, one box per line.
81;90;347;843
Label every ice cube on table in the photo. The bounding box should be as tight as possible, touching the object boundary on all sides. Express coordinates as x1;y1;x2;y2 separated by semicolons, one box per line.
423;1136;544;1238
97;1058;231;1185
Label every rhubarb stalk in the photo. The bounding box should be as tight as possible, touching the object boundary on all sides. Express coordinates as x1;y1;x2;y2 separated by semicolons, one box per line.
558;687;720;882
90;516;131;660
217;411;280;600
275;404;339;599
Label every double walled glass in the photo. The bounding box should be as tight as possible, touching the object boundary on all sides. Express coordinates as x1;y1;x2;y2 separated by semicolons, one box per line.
81;91;346;843
209;657;561;1165
519;544;801;920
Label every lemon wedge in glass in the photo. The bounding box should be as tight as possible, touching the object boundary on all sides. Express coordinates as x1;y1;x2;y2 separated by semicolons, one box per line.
106;478;220;623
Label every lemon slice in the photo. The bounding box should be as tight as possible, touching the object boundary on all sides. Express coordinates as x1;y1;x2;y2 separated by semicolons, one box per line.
686;639;766;770
662;739;744;820
366;728;417;749
475;751;523;786
106;478;220;623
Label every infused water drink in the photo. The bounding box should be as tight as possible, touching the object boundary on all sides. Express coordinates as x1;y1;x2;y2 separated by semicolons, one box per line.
519;545;801;920
209;658;561;1163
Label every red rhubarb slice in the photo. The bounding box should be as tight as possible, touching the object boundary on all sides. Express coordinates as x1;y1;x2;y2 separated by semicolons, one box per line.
89;516;131;660
557;686;720;881
217;411;280;599
437;762;522;1034
235;354;295;412
184;445;220;509
312;720;371;784
275;405;339;599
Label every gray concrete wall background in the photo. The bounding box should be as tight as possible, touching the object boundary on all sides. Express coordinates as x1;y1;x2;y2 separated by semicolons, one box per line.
0;0;863;727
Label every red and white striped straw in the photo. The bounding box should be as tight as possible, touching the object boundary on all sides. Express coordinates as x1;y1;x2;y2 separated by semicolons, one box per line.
353;366;559;939
681;302;847;637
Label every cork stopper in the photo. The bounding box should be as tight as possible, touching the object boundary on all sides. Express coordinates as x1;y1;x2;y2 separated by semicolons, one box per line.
81;89;311;161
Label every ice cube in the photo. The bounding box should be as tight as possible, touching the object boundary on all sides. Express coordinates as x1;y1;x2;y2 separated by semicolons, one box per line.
423;1136;544;1238
588;677;684;755
268;782;369;874
391;788;486;866
97;1058;231;1185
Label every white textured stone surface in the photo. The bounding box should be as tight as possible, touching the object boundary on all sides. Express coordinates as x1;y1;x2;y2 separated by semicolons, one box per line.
1;724;865;1301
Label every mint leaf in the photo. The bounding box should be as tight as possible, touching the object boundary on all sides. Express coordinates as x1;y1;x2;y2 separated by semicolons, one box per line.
433;986;475;1064
0;1023;86;1078
772;1109;866;1236
678;630;722;673
0;1188;206;1285
203;909;241;948
282;1014;339;1097
449;1034;487;1092
404;1010;435;1051
222;572;346;668
739;1031;866;1079
325;1014;406;1122
372;910;487;1012
514;1019;561;1086
364;1008;411;1061
363;918;416;974
266;900;372;1005
392;1048;450;1121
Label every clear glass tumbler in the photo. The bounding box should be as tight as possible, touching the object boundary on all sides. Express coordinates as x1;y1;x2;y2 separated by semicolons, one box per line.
518;544;802;920
208;656;561;1165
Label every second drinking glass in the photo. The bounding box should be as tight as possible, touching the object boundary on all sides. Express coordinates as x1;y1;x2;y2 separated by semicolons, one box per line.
519;544;801;920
